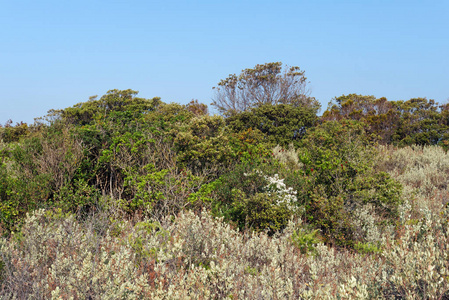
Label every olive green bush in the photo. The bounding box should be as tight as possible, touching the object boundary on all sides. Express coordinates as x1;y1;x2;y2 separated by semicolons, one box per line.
293;120;402;246
174;114;270;178
0;120;30;143
0;90;207;230
226;103;317;147
174;115;236;173
323;94;449;147
0;124;84;231
193;120;403;246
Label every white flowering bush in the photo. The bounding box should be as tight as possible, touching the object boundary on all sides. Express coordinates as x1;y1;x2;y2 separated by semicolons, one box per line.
244;170;299;212
225;170;301;233
206;164;301;234
264;173;298;211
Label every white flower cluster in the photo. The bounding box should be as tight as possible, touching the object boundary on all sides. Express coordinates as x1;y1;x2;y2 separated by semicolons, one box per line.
264;174;298;211
244;171;298;211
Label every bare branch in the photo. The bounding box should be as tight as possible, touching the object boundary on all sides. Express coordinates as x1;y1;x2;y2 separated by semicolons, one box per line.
212;62;320;116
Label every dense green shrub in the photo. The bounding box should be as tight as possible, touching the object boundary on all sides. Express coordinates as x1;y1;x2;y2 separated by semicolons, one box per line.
189;120;402;245
52;179;100;213
206;163;269;230
0;91;205;230
291;227;320;256
323;94;449;147
0;120;29;143
227;103;317;147
294;120;403;246
0;136;53;231
195;160;301;234
174;115;236;173
56;89;161;126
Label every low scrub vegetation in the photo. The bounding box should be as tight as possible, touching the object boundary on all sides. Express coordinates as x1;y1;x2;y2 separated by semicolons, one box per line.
1;190;449;298
1;67;449;298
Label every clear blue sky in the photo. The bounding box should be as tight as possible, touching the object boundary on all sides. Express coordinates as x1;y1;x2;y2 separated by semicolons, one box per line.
1;0;448;124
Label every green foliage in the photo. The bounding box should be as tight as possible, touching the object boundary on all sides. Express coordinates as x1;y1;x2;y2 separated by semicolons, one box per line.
0;120;29;143
392;97;449;147
235;192;294;234
214;164;268;201
351;171;403;218
184;119;402;244
187;178;223;208
204;164;298;234
354;242;382;254
209;164;268;229
305;187;353;245
123;164;168;213
323;94;449;147
0;138;53;231
0;88;405;249
298;120;373;199
0;121;90;231
127;220;170;263
53;179;100;213
291;228;320;256
43;207;75;222
1;89;309;233
174;114;271;177
0;90;203;231
227;103;317;147
174;115;235;172
322;94;400;144
56;89;161;126
296;120;403;246
244;266;259;276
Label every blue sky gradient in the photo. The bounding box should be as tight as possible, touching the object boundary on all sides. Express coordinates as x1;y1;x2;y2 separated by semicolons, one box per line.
1;0;448;124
